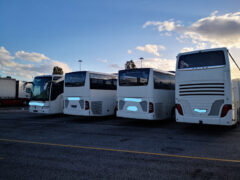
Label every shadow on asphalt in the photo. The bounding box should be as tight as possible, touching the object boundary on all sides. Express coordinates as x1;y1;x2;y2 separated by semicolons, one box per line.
183;123;235;134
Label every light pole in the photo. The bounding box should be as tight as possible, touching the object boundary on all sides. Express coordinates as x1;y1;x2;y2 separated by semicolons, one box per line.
139;57;144;68
78;60;83;71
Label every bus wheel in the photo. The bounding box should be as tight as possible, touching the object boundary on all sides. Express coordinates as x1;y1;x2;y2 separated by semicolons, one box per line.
170;108;176;121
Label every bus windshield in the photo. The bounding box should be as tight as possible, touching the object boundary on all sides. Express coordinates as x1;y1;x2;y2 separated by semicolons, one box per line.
31;76;52;101
178;50;226;69
119;69;150;86
65;71;86;87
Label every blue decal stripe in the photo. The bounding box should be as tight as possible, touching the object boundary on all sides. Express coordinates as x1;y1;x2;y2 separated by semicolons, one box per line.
124;98;142;102
29;102;44;107
194;109;207;113
68;97;80;101
127;106;138;111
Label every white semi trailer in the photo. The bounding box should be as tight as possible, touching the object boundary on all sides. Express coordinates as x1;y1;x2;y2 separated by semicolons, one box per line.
0;77;32;106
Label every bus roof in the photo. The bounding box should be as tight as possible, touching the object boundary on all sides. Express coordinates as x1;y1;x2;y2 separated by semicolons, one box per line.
177;47;228;58
65;71;117;77
119;68;175;76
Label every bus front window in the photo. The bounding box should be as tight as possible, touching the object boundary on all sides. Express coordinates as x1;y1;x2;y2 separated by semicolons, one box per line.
31;76;52;101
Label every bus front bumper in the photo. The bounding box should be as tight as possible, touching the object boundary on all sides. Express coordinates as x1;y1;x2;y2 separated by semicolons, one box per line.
29;105;51;114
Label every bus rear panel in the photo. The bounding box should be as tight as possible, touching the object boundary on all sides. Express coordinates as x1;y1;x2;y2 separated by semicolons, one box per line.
175;48;240;126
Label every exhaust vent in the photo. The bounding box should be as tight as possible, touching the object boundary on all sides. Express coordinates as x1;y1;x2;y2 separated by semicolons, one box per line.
179;83;224;96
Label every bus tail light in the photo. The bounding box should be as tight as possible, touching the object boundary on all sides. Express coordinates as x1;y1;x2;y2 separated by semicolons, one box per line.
221;104;232;117
149;102;154;113
176;104;183;115
85;101;89;110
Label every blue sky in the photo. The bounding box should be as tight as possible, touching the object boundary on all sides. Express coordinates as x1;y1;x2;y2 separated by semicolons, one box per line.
1;0;240;80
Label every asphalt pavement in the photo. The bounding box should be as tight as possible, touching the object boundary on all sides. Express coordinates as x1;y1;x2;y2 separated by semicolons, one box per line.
0;107;240;179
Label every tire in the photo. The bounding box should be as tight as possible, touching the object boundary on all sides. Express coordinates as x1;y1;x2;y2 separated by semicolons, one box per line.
232;121;239;129
0;101;2;106
170;107;176;121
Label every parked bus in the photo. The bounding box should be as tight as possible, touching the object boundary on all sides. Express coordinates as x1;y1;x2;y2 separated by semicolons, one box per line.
64;71;117;116
175;47;240;126
29;75;64;114
117;68;175;120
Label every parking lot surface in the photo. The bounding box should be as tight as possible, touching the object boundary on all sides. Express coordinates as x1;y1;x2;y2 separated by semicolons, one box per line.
0;107;240;179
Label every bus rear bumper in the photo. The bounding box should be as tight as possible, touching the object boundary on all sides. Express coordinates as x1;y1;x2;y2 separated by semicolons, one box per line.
64;108;89;116
176;112;235;126
117;111;158;120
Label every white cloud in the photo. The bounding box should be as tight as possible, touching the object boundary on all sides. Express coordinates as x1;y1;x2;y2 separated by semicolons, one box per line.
15;50;50;63
0;46;72;81
144;11;240;49
128;50;132;54
134;57;176;71
136;44;166;56
0;46;15;61
180;47;194;53
143;20;177;32
50;60;72;73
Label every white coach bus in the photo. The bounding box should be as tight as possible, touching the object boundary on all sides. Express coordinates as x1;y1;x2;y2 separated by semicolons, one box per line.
29;75;64;114
117;68;175;120
175;47;240;126
64;71;117;116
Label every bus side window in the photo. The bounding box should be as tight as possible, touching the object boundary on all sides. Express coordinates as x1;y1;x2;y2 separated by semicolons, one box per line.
51;81;64;100
154;72;171;90
90;74;117;90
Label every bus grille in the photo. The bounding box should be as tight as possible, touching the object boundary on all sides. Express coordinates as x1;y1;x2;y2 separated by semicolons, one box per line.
179;83;224;96
91;101;102;114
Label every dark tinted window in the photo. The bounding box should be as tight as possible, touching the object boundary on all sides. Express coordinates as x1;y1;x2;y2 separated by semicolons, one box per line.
90;74;117;90
154;71;175;90
65;72;86;87
31;76;52;101
51;81;64;100
119;69;150;86
53;76;62;81
178;51;226;69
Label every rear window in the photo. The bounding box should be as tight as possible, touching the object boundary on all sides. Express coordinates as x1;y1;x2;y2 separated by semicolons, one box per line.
65;72;86;87
119;69;150;86
178;51;226;69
